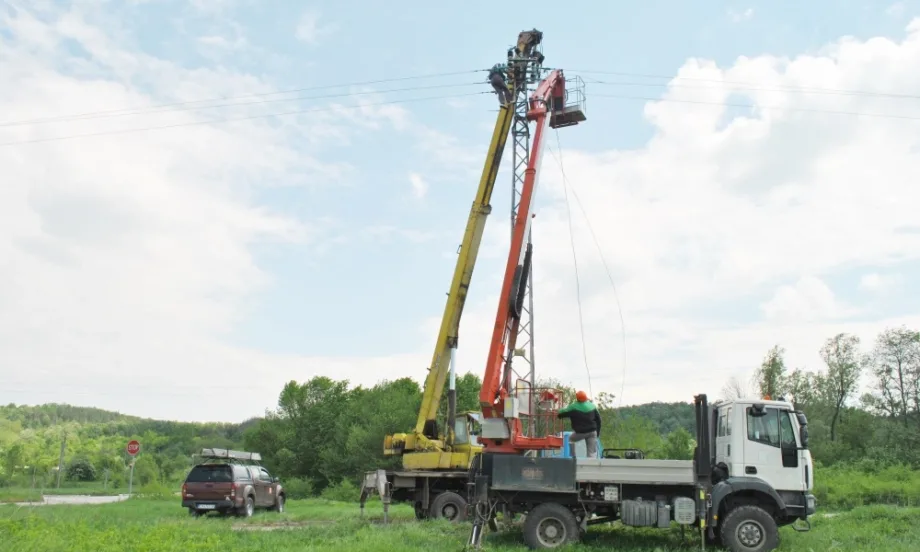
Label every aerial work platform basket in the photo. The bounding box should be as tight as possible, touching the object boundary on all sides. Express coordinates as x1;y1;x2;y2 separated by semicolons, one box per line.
550;75;587;128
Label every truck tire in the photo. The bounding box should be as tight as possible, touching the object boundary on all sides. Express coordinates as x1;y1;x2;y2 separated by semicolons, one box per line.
522;503;580;549
720;505;779;552
429;491;468;522
271;493;285;513
237;495;255;518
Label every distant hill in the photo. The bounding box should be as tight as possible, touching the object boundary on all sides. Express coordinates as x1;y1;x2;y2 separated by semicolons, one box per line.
616;401;696;435
0;403;143;428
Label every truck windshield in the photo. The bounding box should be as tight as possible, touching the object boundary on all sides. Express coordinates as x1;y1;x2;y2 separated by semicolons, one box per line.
186;465;233;483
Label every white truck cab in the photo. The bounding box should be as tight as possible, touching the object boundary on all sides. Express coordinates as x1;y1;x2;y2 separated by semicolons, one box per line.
714;398;813;496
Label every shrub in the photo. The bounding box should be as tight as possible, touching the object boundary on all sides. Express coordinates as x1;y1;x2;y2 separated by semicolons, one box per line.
281;477;313;499
319;479;359;502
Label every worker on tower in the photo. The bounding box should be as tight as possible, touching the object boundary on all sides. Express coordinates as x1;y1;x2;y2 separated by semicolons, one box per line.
557;390;601;458
488;62;513;106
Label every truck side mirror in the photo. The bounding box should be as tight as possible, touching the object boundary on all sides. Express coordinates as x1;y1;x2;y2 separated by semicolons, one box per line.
795;410;809;449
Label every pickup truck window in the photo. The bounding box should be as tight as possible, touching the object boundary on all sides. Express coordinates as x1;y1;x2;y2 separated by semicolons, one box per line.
186;465;232;483
232;465;252;481
258;467;272;482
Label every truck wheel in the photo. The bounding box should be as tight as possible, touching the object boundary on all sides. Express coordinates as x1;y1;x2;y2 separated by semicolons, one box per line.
720;505;779;552
522;503;579;549
237;495;255;518
271;494;285;513
429;492;468;522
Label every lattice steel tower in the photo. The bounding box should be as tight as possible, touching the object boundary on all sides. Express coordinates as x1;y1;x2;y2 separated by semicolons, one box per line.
506;31;545;436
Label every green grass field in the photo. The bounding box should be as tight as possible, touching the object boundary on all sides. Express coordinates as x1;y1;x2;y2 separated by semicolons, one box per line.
1;497;918;552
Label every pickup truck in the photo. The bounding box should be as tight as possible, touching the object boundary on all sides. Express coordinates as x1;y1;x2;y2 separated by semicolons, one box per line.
181;461;285;517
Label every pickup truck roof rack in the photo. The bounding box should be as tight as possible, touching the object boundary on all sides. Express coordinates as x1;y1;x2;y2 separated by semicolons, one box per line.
197;448;262;465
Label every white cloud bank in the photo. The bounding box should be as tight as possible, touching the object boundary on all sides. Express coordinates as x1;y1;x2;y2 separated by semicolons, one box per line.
3;5;920;421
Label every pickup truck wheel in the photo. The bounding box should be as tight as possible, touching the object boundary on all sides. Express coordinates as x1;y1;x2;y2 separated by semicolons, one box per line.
188;508;201;517
429;492;468;522
720;505;779;552
237;495;255;518
522;503;579;549
272;494;285;513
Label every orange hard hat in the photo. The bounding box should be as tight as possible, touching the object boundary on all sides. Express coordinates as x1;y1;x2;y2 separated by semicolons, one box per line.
575;390;588;402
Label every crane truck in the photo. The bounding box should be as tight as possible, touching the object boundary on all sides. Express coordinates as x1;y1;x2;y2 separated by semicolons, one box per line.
456;41;818;551
466;395;817;552
358;29;588;524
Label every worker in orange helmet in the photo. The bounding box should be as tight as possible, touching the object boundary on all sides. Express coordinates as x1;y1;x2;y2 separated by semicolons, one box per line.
557;390;601;458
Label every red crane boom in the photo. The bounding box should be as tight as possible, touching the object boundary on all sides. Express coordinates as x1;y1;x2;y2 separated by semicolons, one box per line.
478;69;585;454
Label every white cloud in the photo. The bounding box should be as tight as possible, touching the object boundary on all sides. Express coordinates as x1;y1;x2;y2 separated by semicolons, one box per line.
760;276;851;322
859;272;904;292
728;8;755;23
295;9;337;45
887;2;906;17
0;5;405;421
409;172;428;199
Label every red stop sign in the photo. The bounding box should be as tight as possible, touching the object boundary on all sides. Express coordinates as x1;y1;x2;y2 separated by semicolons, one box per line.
126;440;140;456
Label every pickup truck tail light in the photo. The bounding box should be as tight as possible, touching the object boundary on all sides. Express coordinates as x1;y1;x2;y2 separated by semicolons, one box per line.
181;483;187;497
230;482;237;498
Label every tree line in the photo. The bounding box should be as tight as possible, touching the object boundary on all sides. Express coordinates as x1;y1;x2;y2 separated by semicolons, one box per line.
722;325;920;468
2;324;917;498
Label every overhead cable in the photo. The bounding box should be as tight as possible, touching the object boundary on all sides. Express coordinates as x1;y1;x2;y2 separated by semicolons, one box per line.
0;91;489;147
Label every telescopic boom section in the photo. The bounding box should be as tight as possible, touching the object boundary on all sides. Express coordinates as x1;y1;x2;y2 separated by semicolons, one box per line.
413;102;515;441
478;69;585;454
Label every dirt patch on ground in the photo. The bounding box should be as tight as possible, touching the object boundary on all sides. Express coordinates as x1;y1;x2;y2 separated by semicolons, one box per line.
9;494;130;507
231;521;336;531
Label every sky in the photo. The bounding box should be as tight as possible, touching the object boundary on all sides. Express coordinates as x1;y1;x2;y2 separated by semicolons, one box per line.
2;0;920;422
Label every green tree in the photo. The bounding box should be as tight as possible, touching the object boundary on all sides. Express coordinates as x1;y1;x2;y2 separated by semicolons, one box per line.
864;326;920;425
819;333;865;441
659;427;695;460
755;345;786;399
66;457;97;482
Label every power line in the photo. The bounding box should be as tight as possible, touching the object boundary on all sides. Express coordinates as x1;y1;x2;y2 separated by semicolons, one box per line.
571;69;920;100
552;128;592;400
0;91;489;147
581;78;920;101
546;144;629;408
0;69;487;128
0;81;486;128
591;93;920;121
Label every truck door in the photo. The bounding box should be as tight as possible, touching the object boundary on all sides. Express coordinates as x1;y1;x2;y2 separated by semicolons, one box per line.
714;405;733;473
256;467;274;506
741;406;804;492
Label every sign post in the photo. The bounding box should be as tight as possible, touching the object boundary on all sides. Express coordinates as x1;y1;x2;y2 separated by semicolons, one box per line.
126;440;140;495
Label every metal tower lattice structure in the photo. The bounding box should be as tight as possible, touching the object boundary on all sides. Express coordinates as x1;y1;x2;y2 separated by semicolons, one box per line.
507;41;545;437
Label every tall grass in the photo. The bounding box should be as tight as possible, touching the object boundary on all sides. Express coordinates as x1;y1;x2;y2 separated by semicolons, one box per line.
5;464;919;511
1;497;918;552
814;464;920;509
